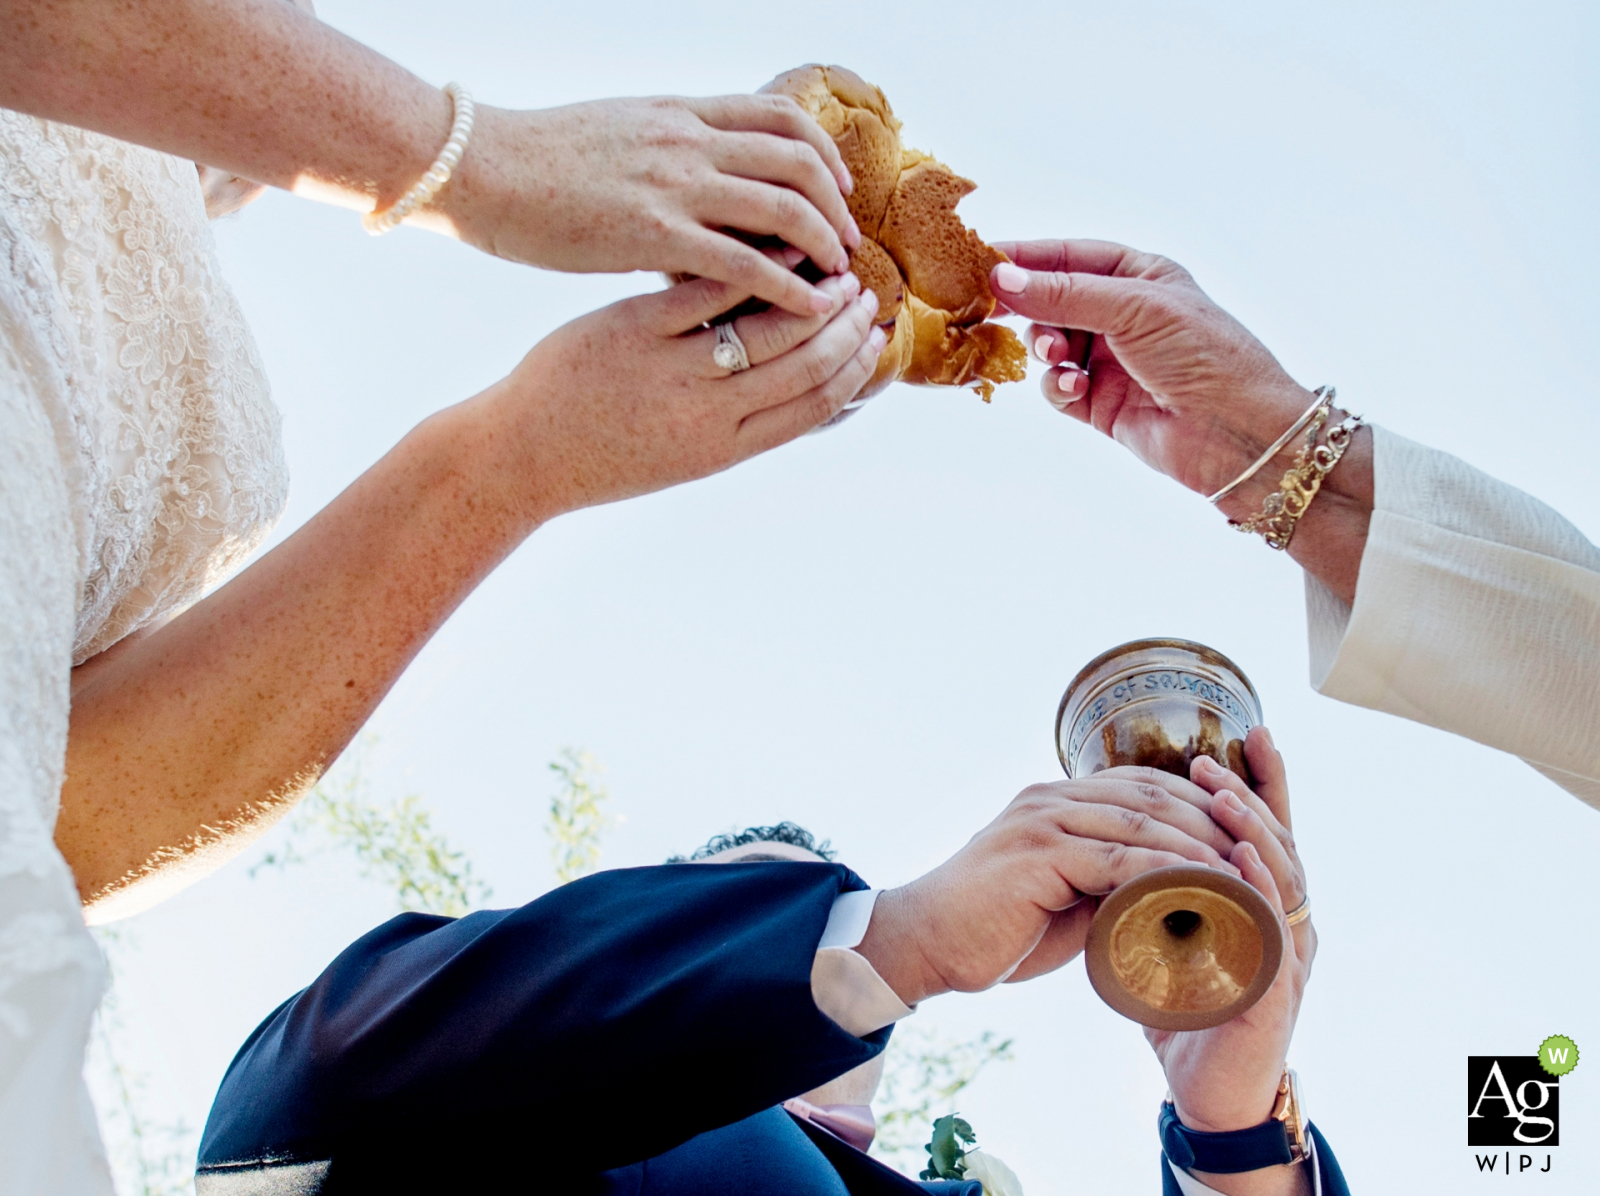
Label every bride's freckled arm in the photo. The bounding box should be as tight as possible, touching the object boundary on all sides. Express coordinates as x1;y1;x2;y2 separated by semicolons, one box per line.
0;0;450;217
0;0;857;314
59;391;549;920
57;272;884;919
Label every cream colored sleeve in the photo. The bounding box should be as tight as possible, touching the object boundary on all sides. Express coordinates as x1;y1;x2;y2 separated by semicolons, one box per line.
1306;425;1600;809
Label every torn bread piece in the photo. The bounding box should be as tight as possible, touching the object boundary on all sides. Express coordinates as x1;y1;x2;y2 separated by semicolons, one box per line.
762;65;1027;402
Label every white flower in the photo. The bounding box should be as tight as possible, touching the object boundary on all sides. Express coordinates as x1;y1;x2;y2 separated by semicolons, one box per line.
962;1150;1024;1196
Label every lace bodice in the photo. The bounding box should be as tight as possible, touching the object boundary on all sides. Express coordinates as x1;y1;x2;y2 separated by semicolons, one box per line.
0;112;286;1193
0;109;288;666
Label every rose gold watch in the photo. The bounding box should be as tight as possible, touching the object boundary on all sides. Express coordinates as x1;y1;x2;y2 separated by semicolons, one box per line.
1270;1068;1310;1165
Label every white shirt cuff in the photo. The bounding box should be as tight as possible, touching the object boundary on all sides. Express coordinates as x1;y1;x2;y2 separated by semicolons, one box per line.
1165;1132;1321;1196
810;890;913;1037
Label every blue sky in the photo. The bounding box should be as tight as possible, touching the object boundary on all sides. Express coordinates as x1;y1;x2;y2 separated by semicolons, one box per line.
101;1;1600;1191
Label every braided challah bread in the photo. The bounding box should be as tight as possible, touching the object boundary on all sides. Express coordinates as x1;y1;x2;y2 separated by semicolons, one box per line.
763;64;1027;402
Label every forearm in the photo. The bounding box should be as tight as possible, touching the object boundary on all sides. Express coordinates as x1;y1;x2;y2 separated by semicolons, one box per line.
852;886;943;1007
0;0;451;213
58;389;542;917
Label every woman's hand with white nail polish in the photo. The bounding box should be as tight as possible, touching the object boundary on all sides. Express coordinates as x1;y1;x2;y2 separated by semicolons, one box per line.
986;239;1376;607
444;96;859;317
471;276;885;525
1050;363;1088;407
986;243;1316;499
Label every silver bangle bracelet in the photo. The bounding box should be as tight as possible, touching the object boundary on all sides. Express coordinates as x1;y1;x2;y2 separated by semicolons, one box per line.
1207;386;1335;505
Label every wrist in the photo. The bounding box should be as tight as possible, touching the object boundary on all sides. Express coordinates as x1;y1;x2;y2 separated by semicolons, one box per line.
428;103;520;255
1170;1089;1280;1136
1207;383;1322;522
422;386;563;537
289;64;457;216
852;886;950;1007
1163;1094;1314;1196
1214;398;1373;604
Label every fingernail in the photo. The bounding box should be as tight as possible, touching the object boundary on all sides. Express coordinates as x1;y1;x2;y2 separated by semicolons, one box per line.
994;262;1030;293
1032;333;1056;363
782;247;806;268
868;325;887;351
839;168;855;196
1261;726;1276;748
841;271;861;300
836;249;852;274
1047;365;1087;408
1221;791;1246;814
861;288;880;317
809;288;834;313
845;220;862;249
1196;755;1219;773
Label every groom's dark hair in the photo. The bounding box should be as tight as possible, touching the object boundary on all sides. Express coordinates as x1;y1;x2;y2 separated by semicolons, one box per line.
666;821;836;864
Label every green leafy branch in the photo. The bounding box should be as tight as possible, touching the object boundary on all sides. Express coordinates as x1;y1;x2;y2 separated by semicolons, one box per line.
252;735;489;917
872;1025;1014;1170
546;747;612;885
921;1114;978;1181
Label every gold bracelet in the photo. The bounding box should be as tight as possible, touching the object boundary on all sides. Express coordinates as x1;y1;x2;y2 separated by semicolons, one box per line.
1231;410;1364;550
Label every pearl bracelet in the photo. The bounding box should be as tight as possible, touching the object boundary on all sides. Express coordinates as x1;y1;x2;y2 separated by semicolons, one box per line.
363;82;476;236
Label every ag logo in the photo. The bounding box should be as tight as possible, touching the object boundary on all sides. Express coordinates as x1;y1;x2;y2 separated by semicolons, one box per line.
1468;1057;1559;1146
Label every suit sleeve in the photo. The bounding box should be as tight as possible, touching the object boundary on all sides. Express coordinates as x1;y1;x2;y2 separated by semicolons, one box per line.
1306;425;1600;809
198;861;888;1178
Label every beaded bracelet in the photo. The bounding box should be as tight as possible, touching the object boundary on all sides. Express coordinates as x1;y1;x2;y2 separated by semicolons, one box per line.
363;82;476;236
1231;408;1365;551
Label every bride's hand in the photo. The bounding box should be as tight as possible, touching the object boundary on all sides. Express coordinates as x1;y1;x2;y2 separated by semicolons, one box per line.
0;0;859;315
439;96;861;317
469;269;884;525
58;269;881;918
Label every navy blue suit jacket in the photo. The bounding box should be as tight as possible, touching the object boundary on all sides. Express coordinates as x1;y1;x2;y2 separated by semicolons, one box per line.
198;861;978;1195
197;860;1349;1195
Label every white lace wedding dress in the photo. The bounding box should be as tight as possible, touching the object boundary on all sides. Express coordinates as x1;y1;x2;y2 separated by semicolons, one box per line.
0;110;287;1192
